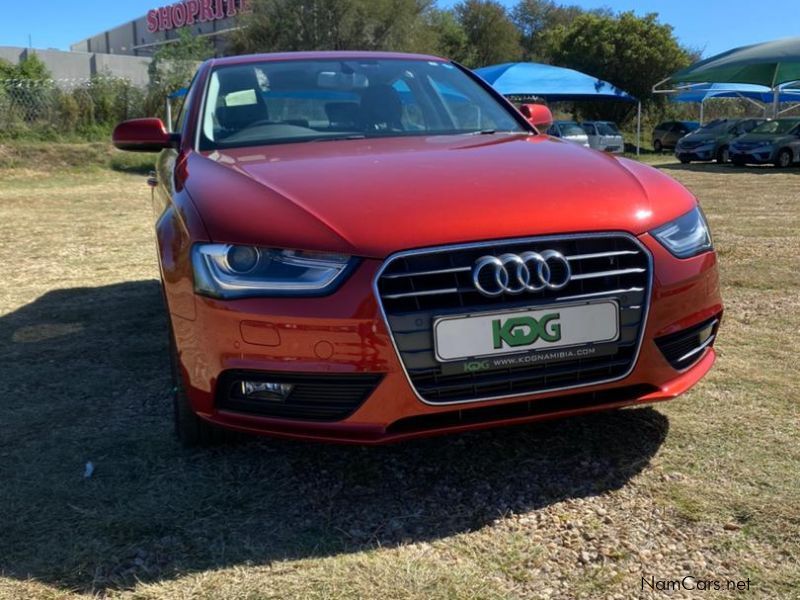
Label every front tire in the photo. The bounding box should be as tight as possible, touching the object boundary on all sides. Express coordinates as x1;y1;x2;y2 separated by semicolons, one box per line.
679;157;691;164
169;327;224;447
716;146;730;164
775;149;792;168
653;139;663;153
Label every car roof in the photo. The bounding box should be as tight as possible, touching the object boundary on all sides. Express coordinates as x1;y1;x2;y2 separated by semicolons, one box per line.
206;51;447;68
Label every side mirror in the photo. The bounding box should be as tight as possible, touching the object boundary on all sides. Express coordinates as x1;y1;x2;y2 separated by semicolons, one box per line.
519;103;553;132
112;118;178;152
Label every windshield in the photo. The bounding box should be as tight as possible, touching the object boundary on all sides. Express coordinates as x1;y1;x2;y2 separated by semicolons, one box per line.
199;59;525;149
596;122;620;135
696;119;729;133
557;122;585;136
750;119;800;135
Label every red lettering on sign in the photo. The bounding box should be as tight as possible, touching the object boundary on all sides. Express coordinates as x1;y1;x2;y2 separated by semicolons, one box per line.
172;3;188;27
148;0;232;31
158;6;173;30
185;0;200;24
146;9;160;33
199;0;214;22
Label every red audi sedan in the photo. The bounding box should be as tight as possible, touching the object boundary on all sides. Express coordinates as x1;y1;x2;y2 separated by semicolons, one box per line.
113;52;722;446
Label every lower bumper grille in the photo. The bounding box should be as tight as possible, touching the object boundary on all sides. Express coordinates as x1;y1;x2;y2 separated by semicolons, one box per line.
376;233;652;404
216;371;383;421
655;317;719;370
386;385;658;434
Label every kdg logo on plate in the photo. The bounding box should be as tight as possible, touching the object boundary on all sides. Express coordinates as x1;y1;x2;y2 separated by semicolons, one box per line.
492;313;562;349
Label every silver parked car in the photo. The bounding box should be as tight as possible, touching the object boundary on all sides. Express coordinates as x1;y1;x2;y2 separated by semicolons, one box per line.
581;121;624;154
547;120;590;147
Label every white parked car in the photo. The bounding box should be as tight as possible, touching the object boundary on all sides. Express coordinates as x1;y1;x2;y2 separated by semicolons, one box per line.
547;120;590;147
581;121;625;154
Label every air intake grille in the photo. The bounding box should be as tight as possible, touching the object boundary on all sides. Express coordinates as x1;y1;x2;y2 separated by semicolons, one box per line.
376;234;652;404
216;371;383;421
655;317;719;370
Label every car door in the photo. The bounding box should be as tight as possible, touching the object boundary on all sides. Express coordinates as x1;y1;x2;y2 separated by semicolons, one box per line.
582;123;598;148
154;72;201;319
666;123;686;147
656;122;675;145
789;125;800;161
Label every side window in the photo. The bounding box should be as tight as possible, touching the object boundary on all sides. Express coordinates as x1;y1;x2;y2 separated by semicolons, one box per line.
582;124;596;135
173;71;199;134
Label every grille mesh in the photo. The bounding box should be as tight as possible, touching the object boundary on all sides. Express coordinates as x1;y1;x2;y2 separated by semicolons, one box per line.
216;371;383;421
377;234;652;404
655;317;719;370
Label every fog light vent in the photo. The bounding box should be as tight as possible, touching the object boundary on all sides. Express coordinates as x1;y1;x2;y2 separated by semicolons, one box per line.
655;316;720;370
216;371;384;422
240;381;294;402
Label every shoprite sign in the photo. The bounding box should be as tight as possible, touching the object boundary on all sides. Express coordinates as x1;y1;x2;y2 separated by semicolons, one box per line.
146;0;249;33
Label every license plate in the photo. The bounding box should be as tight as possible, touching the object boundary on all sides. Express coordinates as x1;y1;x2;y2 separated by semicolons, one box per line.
433;300;619;362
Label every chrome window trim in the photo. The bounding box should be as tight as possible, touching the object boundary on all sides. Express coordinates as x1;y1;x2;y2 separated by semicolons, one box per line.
372;232;654;406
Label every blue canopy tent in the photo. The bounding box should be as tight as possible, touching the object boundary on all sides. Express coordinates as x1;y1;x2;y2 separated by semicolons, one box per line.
475;62;641;153
671;82;800;123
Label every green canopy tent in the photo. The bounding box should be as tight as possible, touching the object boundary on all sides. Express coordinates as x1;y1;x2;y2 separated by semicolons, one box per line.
654;36;800;117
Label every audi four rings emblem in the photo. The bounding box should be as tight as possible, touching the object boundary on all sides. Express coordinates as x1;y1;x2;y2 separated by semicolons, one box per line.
472;250;572;297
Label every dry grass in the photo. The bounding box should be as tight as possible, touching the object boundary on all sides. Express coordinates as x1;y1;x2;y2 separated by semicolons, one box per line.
0;150;798;599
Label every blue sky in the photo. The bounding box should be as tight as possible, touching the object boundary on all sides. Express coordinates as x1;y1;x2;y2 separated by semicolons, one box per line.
0;0;794;58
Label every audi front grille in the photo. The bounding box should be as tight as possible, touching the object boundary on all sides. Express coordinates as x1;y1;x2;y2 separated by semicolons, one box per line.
375;233;652;404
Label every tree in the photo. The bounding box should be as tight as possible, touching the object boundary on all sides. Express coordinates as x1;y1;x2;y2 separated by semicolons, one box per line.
424;8;472;63
146;28;214;116
512;0;585;61
16;53;51;81
454;0;522;68
541;11;693;121
231;0;435;54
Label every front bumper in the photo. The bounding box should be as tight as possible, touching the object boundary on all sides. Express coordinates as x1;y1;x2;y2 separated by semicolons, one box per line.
730;148;775;164
170;234;722;444
675;148;715;162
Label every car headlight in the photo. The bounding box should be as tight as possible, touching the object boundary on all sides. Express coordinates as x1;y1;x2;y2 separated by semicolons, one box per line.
192;244;356;298
651;206;713;259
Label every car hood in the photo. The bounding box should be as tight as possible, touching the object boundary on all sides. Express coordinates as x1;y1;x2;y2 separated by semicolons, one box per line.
679;133;721;144
732;133;782;145
185;134;695;258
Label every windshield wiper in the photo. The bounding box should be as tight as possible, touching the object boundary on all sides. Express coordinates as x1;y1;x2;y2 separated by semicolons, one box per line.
463;129;524;136
310;134;367;143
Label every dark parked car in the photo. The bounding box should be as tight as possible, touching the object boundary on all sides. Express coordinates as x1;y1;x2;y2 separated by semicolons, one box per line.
729;118;800;167
675;118;766;164
652;120;699;152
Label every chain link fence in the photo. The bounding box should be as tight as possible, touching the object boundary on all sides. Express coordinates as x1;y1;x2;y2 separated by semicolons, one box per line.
0;77;150;139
